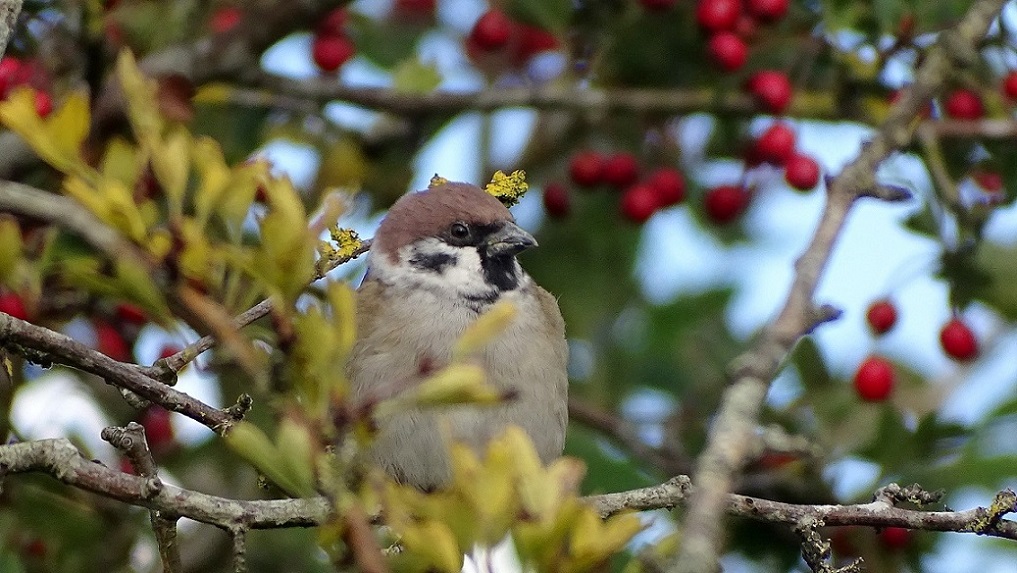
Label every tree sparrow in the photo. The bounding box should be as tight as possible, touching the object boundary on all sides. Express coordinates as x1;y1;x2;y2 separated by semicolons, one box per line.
348;181;568;490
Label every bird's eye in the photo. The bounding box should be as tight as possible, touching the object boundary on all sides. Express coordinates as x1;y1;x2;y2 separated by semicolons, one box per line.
449;222;469;239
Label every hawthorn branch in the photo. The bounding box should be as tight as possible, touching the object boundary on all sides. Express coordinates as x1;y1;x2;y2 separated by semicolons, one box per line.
0;438;332;528
3;439;1015;545
671;1;1008;571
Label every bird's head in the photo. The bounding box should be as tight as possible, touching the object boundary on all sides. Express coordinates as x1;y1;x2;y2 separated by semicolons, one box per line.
367;182;537;304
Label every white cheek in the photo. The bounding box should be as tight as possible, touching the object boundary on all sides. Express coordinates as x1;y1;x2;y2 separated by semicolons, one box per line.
368;240;492;296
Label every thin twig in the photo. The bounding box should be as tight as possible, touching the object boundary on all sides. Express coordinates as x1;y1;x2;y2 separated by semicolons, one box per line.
0;312;236;432
671;1;1009;570
102;423;181;573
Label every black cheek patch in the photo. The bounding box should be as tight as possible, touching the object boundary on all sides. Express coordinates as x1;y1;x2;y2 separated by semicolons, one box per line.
410;252;457;273
479;253;519;291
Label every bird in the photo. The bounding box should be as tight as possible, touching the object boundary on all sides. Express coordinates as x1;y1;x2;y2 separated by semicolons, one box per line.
347;181;568;490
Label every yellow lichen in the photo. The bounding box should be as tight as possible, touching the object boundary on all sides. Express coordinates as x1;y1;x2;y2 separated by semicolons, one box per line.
485;170;528;207
428;174;449;188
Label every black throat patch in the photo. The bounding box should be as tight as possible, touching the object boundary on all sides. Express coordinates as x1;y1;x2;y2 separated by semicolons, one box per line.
479;252;519;291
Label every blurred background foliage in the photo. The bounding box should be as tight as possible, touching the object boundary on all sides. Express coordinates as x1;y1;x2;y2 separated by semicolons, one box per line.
0;0;1016;571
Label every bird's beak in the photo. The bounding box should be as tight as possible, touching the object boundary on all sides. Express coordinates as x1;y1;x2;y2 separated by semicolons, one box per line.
484;222;537;257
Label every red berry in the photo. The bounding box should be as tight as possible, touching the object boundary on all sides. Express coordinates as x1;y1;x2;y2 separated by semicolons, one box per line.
749;70;793;114
542;182;570;219
95;321;131;361
602;152;640;189
756;122;796;165
940;318;978;361
22;538;46;559
746;0;789;22
120;457;136;474
784;153;821;190
707;32;747;72
141;406;175;453
0;292;28;320
620;183;659;223
1003;72;1017;100
973;170;1003;192
569;150;605;187
866;299;898;335
315;7;348;37
158;344;182;360
33;90;53;117
696;0;741;33
0;56;22;97
209;6;242;34
115;302;148;326
470;9;513;51
639;0;677;10
646;167;685;206
944;89;983;120
514;24;558;66
312;34;356;72
853;356;894;402
879;527;911;550
703;185;749;224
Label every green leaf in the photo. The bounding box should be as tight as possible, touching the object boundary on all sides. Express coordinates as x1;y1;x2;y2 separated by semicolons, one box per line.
507;0;571;31
791;337;831;390
392;59;442;94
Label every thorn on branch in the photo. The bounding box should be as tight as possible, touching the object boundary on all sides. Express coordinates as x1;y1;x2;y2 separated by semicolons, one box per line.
860;184;913;203
804;304;843;334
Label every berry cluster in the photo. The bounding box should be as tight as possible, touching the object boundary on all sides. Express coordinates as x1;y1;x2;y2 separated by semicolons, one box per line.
544;150;685;223
752;122;821;191
466;9;560;71
852;299;980;402
685;0;791;74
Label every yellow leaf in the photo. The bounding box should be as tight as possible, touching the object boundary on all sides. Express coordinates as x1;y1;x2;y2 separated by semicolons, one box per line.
0;88;89;175
151;126;191;210
44;91;91;175
193;82;233;105
63;176;114;225
275;417;318;498
453;299;516;360
101;137;143;188
192;136;231;227
396;520;463;573
225;421;314;498
326;281;357;360
116;50;163;139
